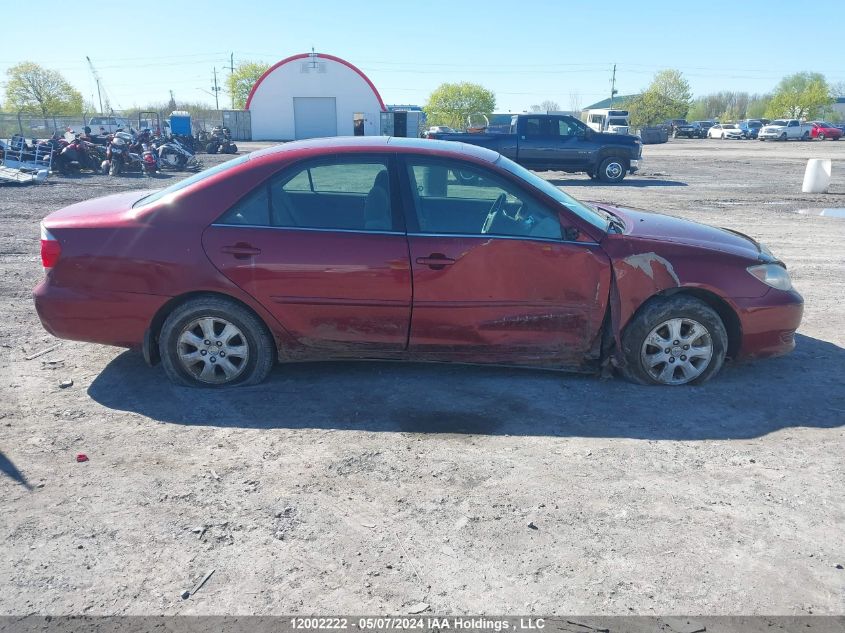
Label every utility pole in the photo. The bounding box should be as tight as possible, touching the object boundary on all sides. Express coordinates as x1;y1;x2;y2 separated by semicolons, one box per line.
609;64;618;108
211;67;221;111
227;52;235;109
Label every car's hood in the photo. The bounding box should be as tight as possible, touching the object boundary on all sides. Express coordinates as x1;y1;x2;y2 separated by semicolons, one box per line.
594;204;764;260
761;125;786;131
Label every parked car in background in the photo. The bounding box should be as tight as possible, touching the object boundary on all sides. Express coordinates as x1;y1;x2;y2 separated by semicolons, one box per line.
707;123;744;140
758;119;812;141
583;109;630;134
427;114;642;182
664;119;688;136
425;125;456;137
672;121;705;138
808;121;842;141
86;116;132;134
33;137;803;387
694;121;715;136
738;120;763;139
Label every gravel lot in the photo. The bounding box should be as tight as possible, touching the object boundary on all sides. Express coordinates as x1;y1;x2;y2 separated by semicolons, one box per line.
1;138;843;616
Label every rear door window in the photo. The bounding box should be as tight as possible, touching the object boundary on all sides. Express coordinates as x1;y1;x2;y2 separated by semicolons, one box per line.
269;158;396;232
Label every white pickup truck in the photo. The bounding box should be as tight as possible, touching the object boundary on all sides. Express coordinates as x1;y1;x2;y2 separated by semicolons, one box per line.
758;119;812;141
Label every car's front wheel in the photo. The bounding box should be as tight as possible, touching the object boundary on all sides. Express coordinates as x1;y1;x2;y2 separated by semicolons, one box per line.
620;295;727;386
159;297;276;387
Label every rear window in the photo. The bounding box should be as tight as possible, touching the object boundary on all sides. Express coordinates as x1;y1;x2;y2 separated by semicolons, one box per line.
133;155;250;208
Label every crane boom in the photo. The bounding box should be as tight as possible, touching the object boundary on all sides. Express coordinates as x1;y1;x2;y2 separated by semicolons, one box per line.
86;56;112;115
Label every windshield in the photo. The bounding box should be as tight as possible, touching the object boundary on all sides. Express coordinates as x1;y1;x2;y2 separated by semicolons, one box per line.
723;124;738;129
132;155;250;208
771;120;788;126
496;155;608;233
607;118;628;126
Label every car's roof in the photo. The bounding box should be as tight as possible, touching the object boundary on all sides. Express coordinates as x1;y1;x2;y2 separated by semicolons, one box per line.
251;136;501;164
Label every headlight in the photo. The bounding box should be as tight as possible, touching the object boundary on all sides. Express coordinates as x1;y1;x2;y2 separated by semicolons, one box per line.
747;264;792;291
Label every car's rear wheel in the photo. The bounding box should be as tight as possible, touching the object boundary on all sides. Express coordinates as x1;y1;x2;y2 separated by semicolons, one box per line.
597;156;626;183
159;297;275;387
620;295;727;386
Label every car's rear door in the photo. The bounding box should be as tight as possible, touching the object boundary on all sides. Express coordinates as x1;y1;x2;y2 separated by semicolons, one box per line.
399;155;611;366
202;154;412;355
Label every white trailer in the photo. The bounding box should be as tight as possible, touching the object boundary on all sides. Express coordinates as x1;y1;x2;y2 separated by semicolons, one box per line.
583;109;630;134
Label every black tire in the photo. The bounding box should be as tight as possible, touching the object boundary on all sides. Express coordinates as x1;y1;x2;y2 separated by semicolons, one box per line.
158;297;276;388
619;295;728;386
597;156;627;183
779;133;787;141
206;142;219;154
586;170;597;180
228;143;238;154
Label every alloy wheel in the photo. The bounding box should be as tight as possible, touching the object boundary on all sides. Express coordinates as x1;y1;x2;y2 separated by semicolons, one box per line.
605;161;623;180
176;317;249;384
640;317;713;385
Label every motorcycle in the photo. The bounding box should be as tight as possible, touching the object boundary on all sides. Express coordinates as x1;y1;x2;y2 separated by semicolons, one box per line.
205;126;237;154
57;135;99;174
141;142;159;176
156;136;202;171
102;132;141;176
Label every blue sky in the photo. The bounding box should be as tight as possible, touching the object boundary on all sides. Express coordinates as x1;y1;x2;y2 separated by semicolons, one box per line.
2;0;843;113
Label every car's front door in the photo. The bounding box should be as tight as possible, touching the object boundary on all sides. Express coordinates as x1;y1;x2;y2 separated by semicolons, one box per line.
400;156;611;366
202;155;412;355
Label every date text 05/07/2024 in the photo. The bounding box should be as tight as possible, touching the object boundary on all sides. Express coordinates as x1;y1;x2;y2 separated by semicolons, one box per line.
290;617;547;631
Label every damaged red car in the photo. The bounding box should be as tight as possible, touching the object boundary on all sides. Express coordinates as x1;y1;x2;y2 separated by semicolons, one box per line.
33;137;803;387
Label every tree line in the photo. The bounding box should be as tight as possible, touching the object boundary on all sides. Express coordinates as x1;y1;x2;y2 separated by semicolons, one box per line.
3;60;842;130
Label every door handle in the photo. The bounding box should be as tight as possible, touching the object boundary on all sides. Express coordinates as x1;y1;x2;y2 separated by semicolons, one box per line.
221;243;261;259
416;253;456;270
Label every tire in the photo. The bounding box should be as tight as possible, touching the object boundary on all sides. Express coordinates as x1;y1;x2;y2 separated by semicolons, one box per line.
619;295;728;386
597;156;627;183
817;133;825;140
779;133;787;141
586;170;597;180
206;142;219;154
802;131;810;141
159;297;276;388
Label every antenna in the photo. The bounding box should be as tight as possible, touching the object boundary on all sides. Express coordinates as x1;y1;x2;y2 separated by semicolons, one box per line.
309;47;319;69
609;64;618;108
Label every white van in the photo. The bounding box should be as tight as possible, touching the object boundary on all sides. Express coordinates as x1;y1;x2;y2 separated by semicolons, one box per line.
584;109;630;134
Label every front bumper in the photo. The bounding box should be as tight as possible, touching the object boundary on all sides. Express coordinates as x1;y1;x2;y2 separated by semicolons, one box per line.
735;288;804;360
629;158;640;173
759;131;783;140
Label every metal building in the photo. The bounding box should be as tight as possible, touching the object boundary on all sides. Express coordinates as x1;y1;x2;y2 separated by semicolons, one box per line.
245;52;386;141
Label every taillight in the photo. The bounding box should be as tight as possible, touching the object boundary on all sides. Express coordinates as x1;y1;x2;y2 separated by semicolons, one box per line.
40;225;61;269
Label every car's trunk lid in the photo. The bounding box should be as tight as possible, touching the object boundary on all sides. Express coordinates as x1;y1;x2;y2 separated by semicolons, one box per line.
43;190;155;229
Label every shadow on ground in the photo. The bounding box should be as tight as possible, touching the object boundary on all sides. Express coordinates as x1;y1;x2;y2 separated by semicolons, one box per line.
88;334;845;441
548;178;687;188
0;451;32;489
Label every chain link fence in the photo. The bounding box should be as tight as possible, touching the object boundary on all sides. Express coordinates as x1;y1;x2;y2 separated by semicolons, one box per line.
0;111;248;141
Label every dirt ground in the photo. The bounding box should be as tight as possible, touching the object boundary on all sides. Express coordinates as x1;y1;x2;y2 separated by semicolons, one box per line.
1;138;843;616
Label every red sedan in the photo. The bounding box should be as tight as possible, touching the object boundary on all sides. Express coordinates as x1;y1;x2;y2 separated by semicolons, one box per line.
34;138;803;387
809;121;842;140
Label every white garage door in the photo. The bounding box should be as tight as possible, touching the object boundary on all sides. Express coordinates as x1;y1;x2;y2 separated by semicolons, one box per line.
293;97;338;139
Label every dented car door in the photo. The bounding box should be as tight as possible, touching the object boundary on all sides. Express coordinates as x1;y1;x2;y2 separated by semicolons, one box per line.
400;156;611;366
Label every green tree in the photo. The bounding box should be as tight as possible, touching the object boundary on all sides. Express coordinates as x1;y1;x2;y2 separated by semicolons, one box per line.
765;72;832;120
627;69;691;126
226;61;270;110
3;62;83;117
746;95;771;119
424;82;496;130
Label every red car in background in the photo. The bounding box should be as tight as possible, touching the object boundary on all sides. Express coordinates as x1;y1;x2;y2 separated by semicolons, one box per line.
34;137;803;388
809;121;842;140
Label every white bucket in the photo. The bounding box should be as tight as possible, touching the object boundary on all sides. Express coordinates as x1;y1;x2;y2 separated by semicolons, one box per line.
802;158;831;193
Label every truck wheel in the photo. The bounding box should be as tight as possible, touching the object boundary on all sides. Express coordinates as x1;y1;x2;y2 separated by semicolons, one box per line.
779;133;787;141
801;131;810;141
597;157;626;183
